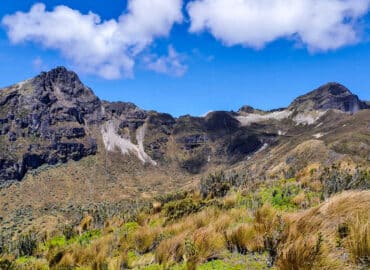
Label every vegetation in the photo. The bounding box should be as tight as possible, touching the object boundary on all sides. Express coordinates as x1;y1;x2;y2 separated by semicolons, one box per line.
1;167;369;269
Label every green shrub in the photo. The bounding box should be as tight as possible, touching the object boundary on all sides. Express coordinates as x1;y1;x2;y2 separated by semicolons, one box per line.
0;258;14;270
77;230;101;245
163;198;205;221
321;166;370;198
45;236;66;250
259;180;300;211
17;232;37;257
200;171;231;198
62;224;76;241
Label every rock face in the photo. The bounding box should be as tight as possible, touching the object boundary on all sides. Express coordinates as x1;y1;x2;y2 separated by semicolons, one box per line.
0;68;369;184
289;82;370;113
0;67;101;182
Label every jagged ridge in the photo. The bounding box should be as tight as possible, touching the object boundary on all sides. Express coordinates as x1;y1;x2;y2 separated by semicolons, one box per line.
0;68;369;183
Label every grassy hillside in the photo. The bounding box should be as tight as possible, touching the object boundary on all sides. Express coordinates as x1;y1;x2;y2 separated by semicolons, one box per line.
1;170;369;270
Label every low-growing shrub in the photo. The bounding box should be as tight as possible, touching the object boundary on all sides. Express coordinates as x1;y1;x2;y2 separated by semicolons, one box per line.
16;232;37;257
0;258;14;270
200;171;231;199
163;198;206;221
321;167;370;198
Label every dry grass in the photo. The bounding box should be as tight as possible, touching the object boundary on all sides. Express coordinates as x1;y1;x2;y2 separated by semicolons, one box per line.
222;193;238;209
3;184;369;270
131;226;161;254
225;224;263;253
347;214;370;264
53;234;116;269
254;203;279;236
191;227;225;262
277;191;370;270
77;215;93;234
212;213;232;233
292;191;306;206
155;233;186;265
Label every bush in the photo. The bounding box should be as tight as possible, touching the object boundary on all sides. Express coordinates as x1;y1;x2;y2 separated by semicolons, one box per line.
163;198;205;221
155;191;189;205
200;171;234;198
0;259;14;270
62;224;76;241
16;232;37;257
321;167;370;198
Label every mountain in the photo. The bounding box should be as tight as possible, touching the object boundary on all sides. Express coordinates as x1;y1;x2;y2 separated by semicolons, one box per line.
0;67;102;181
0;67;369;269
289;82;370;113
1;68;369;186
0;67;369;184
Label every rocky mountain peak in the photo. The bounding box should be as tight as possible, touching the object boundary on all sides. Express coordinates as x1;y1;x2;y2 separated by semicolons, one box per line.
289;82;369;113
0;67;102;182
32;66;99;107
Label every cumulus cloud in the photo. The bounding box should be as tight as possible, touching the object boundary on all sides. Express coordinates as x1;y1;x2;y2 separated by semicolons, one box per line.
144;45;187;77
187;0;370;51
2;0;183;79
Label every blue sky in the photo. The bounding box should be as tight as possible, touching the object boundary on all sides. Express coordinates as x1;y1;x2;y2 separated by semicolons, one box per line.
0;0;370;116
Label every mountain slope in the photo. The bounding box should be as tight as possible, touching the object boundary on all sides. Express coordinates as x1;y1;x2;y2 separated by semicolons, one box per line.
1;68;369;185
0;67;102;181
288;82;370;113
0;67;369;244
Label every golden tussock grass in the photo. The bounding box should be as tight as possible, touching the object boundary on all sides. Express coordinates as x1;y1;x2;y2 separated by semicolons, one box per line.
212;213;232;233
190;207;219;229
307;180;323;192
225;224;264;253
254;203;279;236
131;226;161;254
222;193;238;209
55;234;116;269
155;233;186;265
77;215;93;234
152;201;162;213
292;191;306;206
346;214;370;264
190;227;225;262
277;191;370;270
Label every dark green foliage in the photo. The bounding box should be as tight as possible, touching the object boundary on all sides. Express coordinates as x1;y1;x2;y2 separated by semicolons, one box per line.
16;232;37;257
62;224;75;241
0;259;14;270
315;232;324;255
200;171;231;198
163;198;206;221
321;166;370;198
337;223;349;239
200;170;247;199
49;251;64;267
155;191;189;205
0;236;6;255
77;230;101;245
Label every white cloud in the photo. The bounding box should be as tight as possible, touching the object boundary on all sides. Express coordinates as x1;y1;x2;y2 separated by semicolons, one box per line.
144;45;187;77
187;0;370;51
2;0;183;79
